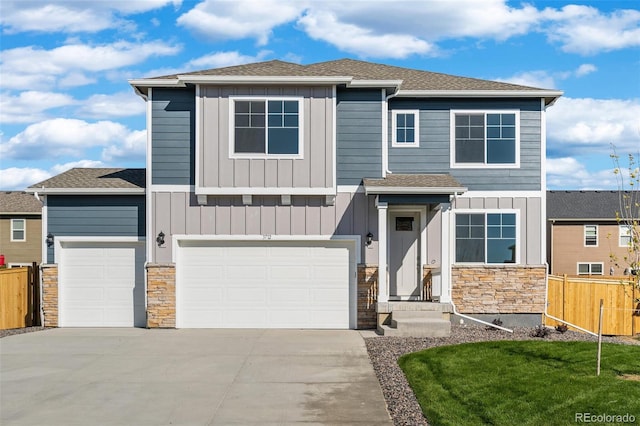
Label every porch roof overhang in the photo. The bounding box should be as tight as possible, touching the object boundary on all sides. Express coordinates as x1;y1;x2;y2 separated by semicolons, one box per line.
363;174;467;203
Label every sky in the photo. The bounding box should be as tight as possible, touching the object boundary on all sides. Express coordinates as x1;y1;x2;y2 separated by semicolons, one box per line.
1;0;639;191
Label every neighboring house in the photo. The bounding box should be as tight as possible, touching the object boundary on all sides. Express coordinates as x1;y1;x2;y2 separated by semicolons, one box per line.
27;168;146;327
33;59;562;333
0;191;42;267
547;190;639;276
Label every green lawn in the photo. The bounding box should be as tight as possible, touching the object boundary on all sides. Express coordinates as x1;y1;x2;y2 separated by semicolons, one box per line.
399;341;640;426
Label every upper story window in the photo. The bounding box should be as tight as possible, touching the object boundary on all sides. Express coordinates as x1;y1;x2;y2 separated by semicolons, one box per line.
455;212;517;264
451;111;519;168
11;219;25;242
230;97;303;158
392;110;419;147
620;225;633;247
584;225;598;246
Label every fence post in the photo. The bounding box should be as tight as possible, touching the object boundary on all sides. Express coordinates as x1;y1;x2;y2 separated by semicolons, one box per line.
32;261;40;326
597;299;604;376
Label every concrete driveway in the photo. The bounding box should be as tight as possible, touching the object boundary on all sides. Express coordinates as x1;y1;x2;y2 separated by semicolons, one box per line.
1;328;391;425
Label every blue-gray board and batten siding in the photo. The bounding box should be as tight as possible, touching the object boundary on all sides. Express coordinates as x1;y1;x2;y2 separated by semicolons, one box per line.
46;195;145;263
388;98;543;191
152;88;195;186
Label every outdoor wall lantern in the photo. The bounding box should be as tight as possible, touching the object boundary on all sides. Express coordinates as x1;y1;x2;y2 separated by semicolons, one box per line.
45;233;54;248
156;231;165;247
366;232;373;246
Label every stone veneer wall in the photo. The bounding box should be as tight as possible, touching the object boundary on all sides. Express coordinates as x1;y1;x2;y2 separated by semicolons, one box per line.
452;265;546;314
146;263;176;328
357;265;378;329
41;264;58;327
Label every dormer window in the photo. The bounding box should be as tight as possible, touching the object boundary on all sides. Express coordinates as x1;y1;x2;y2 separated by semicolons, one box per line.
230;97;303;158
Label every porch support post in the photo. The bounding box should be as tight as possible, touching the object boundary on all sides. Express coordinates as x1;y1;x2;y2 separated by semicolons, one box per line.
440;202;452;303
376;197;389;303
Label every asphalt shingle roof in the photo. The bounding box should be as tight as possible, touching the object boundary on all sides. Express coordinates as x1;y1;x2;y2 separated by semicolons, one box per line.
547;190;640;220
151;58;552;92
29;168;146;190
364;174;465;189
0;191;42;214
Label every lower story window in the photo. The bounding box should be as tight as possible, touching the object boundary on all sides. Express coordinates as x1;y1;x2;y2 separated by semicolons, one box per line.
455;212;517;264
577;263;603;275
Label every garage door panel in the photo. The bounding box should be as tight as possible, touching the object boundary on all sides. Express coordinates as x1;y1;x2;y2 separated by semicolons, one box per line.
59;241;145;327
177;240;353;329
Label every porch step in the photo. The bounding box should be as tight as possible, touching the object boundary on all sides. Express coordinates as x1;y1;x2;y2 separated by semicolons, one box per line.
378;318;451;337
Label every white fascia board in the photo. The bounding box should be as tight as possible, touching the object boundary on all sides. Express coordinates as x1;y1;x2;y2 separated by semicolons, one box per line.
347;79;402;88
29;188;145;195
0;212;40;215
396;89;563;103
178;75;353;85
195;187;335;196
56;236;146;243
459;190;544;198
365;186;467;195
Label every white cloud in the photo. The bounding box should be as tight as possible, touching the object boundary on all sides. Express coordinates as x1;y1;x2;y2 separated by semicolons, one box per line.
575;64;597;77
144;50;272;78
298;10;434;58
1;41;181;90
0;167;52;190
0;0;182;34
0;91;77;123
547;97;640;154
79;92;146;119
542;5;640;55
497;63;599;90
101;130;146;162
546;156;633;190
0;118;142;160
177;0;304;45
51;160;106;175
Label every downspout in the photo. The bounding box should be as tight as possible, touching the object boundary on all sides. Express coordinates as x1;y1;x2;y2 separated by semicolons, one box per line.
382;89;399;177
448;190;513;332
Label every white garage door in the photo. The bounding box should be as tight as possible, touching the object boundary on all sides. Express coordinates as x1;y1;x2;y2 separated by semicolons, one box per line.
58;241;145;327
176;240;354;329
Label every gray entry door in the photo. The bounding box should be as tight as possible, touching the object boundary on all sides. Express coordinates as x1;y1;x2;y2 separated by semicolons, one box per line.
389;212;420;299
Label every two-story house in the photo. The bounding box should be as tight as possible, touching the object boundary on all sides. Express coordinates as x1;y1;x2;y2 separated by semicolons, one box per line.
547;190;639;276
33;59;561;334
0;191;42;267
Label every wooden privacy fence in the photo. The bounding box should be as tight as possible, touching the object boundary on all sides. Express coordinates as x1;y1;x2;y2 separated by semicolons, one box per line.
545;275;640;336
0;264;40;330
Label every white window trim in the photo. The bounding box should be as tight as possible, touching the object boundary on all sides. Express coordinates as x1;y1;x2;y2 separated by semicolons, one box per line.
391;109;420;147
449;109;520;169
619;225;633;247
10;218;26;242
584;224;598;247
8;263;32;268
453;209;520;265
577;262;604;275
228;96;304;159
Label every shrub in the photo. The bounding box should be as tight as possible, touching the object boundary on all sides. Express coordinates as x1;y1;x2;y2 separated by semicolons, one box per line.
530;325;550;338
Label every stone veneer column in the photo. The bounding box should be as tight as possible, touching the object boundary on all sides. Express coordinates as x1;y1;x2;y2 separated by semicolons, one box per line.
357;265;378;329
451;265;547;313
40;264;58;327
146;263;176;328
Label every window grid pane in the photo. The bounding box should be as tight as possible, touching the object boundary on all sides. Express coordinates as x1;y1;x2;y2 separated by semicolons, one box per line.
235;99;300;155
396;113;416;143
456;213;516;264
455;112;516;164
11;219;25;241
585;225;598;246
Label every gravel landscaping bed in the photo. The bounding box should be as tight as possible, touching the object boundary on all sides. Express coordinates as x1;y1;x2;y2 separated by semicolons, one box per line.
365;325;637;426
0;326;47;339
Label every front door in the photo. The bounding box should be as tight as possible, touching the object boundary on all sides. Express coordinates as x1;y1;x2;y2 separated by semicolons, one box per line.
389;211;420;300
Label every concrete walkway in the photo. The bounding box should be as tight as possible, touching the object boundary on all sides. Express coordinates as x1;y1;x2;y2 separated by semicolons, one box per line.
1;328;391;425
